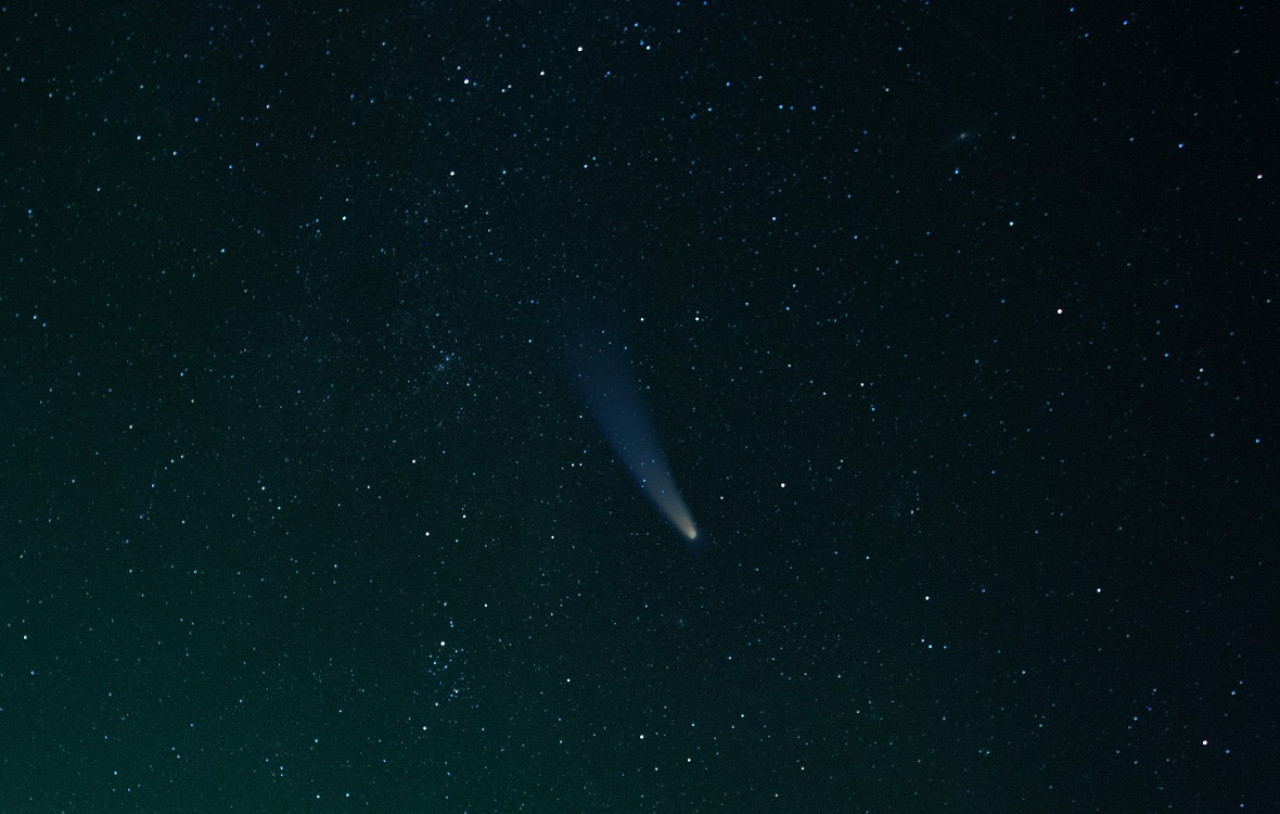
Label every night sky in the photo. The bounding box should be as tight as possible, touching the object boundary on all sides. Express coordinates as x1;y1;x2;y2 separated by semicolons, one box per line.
2;2;1276;811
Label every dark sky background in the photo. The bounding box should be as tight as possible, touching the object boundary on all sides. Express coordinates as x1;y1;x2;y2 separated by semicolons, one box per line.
2;2;1276;811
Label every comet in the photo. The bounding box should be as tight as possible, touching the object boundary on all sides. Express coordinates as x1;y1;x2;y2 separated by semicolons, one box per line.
567;325;699;543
